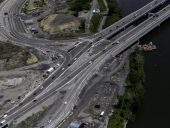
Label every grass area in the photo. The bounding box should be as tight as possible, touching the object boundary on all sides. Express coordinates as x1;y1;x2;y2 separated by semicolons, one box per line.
108;48;145;128
90;13;103;33
103;0;122;28
21;0;45;14
26;54;38;65
76;20;85;33
67;0;92;16
103;14;121;28
97;0;107;12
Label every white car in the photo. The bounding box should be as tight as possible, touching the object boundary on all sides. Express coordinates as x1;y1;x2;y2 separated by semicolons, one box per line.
2;114;7;118
116;40;120;44
64;101;67;105
0;119;6;125
62;68;65;70
48;120;52;123
40;86;44;89
11;101;15;104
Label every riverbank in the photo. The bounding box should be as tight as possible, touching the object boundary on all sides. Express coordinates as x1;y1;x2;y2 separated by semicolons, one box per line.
107;48;145;128
102;0;122;28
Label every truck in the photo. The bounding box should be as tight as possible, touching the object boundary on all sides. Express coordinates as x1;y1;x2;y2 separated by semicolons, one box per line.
47;67;55;74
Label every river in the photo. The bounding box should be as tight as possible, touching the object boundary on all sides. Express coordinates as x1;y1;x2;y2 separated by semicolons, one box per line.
117;0;170;128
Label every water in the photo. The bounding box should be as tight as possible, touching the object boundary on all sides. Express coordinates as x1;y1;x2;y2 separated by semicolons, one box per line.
117;0;170;128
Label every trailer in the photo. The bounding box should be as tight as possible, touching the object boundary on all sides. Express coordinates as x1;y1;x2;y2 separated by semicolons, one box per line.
47;67;55;74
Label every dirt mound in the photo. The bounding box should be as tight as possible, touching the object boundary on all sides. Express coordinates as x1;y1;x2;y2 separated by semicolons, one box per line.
40;14;80;34
0;42;39;71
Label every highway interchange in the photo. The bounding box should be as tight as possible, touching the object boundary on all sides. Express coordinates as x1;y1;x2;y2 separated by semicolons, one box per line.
0;0;170;127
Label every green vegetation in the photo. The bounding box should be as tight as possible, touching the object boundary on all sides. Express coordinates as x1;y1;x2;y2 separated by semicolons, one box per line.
68;0;92;15
76;20;85;33
90;13;102;33
108;48;145;128
103;0;122;28
34;0;46;7
97;0;107;12
0;0;4;4
21;2;29;14
21;0;45;14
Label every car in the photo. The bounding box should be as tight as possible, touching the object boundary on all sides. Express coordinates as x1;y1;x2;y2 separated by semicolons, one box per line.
0;119;6;125
89;61;92;64
33;99;37;102
74;58;77;60
62;68;65;70
4;12;8;15
40;86;44;89
57;63;60;66
18;103;23;106
64;101;67;105
33;92;37;95
11;101;15;104
116;40;120;44
48;120;52;123
2;114;7;119
1;124;8;128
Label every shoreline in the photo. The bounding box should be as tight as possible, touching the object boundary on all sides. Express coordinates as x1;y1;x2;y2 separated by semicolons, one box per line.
107;47;145;128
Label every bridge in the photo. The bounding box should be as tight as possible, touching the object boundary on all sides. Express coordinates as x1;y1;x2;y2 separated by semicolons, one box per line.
0;0;169;127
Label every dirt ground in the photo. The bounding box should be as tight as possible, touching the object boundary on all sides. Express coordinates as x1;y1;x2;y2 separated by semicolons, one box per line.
40;14;80;34
0;42;50;115
0;42;42;71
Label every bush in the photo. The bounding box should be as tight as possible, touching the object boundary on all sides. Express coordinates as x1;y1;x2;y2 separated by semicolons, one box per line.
97;0;107;12
90;14;102;33
107;48;145;128
68;0;92;12
103;0;122;28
